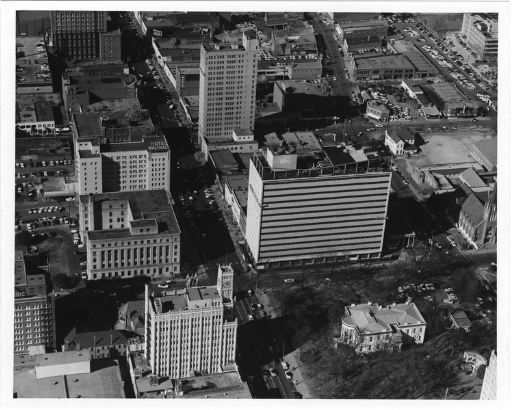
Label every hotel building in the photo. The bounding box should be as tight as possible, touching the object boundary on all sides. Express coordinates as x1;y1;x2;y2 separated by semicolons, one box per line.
198;30;259;151
335;302;426;353
75;134;170;195
14;251;54;355
145;265;237;378
245;132;392;269
79;190;181;280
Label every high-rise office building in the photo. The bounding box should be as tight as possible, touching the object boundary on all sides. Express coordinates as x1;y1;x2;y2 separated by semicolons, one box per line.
198;30;259;152
79;190;181;280
145;265;237;378
480;350;497;400
245;132;392;269
50;11;121;61
14;251;54;355
460;13;498;61
75;135;171;195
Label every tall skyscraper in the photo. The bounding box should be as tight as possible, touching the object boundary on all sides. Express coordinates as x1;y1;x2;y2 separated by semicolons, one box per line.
198;30;259;151
145;265;237;378
50;11;120;60
480;350;497;400
245;133;392;269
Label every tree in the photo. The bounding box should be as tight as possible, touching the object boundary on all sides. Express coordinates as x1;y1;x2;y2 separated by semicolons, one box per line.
53;273;78;289
15;231;33;247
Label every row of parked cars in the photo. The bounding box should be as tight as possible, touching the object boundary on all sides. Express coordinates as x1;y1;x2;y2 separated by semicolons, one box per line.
16;160;72;168
28;206;65;214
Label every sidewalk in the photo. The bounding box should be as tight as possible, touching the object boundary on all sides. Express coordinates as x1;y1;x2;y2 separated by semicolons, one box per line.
284;349;316;399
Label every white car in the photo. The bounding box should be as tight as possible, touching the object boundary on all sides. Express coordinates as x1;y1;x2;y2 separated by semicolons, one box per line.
284;279;295;283
158;283;169;288
248;314;254;321
375;123;384;128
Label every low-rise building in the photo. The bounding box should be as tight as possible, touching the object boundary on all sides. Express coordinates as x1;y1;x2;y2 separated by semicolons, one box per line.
366;99;390;121
62;328;129;359
388;40;438;78
336;19;388;44
384;130;404;155
349;54;416;81
343;35;381;54
449;310;472;332
79;190;181;280
470;139;497;172
16;93;61;135
203;129;258;156
14;349;126;398
336;302;426;353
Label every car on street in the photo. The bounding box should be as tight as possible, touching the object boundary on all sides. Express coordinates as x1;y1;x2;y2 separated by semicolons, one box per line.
248;314;254;321
262;369;271;377
269;368;278;377
158;283;169;288
285;371;293;379
251;303;258;310
284;279;295;283
376;123;384;128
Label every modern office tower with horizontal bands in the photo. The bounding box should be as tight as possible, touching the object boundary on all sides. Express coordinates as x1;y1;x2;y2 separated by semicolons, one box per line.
75;135;170;195
79;190;181;280
461;13;498;61
145;265;237;378
198;30;259;151
245;133;392;269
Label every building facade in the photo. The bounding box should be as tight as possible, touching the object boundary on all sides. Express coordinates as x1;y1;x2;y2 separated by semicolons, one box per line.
480;350;497;400
145;265;237;378
75;135;170;195
349;54;416;81
461;14;498;61
63;329;128;359
336;302;426;353
198;31;258;148
366;100;390;121
79;190;181;280
50;11;108;59
14;251;54;355
245;134;392;268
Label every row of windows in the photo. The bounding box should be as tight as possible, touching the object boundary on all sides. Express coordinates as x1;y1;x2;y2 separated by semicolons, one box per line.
264;178;390;191
260;236;383;249
260;244;382;257
92;266;178;279
261;228;383;240
263;205;387;218
263;198;388;208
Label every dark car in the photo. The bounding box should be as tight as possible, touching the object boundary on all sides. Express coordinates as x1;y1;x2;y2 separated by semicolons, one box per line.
262;369;271;377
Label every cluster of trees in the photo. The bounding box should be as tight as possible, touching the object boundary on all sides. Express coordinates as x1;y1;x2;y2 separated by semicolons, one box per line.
53;273;79;290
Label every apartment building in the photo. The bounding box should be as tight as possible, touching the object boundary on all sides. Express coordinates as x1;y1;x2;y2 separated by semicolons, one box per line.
79;190;181;280
335;302;426;353
75;134;170;195
14;251;54;355
198;30;258;150
145;265;237;378
461;14;498;61
480;350;497;400
245;133;392;269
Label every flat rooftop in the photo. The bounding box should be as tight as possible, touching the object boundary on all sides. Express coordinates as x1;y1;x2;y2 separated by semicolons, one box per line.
472;138;497;166
74;113;103;138
14;360;125;398
82;190;180;239
81;98;141;114
432;83;466;102
35;349;90;368
354;54;415;70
